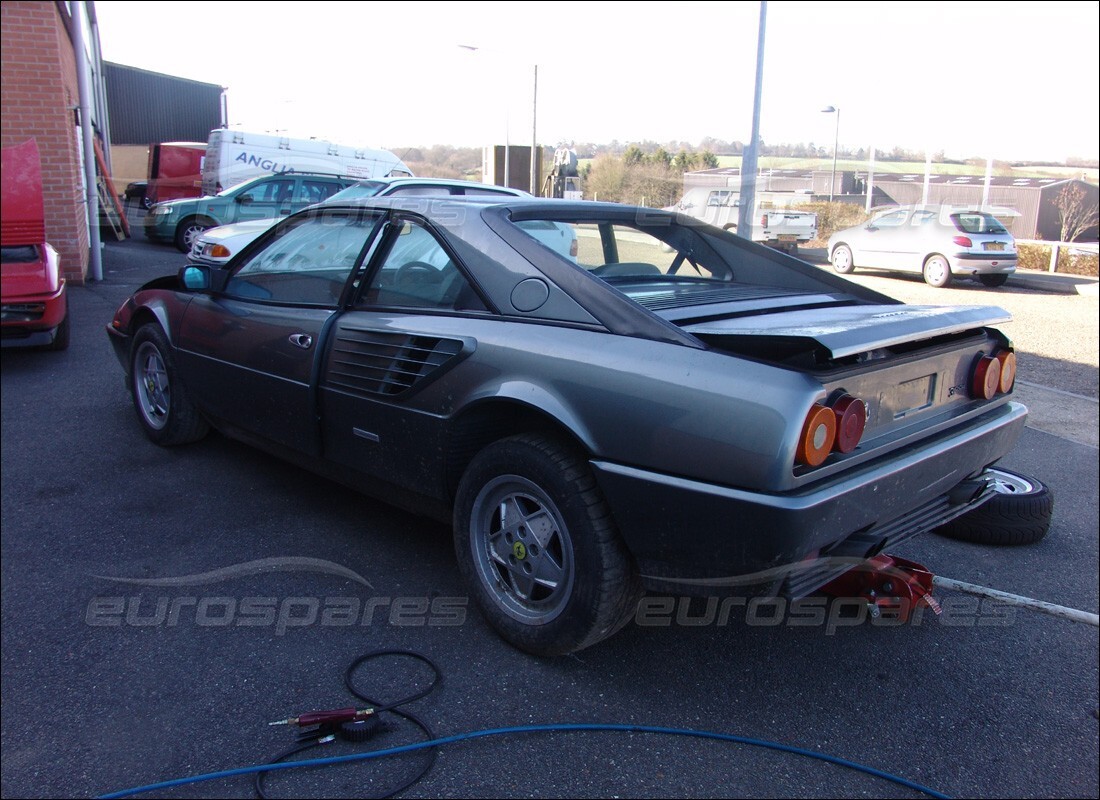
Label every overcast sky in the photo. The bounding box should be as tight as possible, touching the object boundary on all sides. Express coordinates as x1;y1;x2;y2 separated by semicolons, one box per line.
93;0;1099;163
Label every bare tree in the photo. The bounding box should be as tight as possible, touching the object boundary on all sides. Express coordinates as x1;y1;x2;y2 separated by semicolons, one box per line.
1053;183;1099;242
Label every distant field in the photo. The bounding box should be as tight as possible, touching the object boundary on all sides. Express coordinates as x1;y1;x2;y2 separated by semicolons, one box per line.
578;155;1098;182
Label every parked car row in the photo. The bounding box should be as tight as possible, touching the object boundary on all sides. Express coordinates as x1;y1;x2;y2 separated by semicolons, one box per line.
109;193;1034;655
187;177;535;265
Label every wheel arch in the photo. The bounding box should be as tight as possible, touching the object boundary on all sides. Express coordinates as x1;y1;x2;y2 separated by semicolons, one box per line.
443;397;594;501
128;303;174;346
177;212;218;231
830;241;852;258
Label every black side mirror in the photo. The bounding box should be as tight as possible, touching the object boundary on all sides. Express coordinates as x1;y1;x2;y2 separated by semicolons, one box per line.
237;194;254;205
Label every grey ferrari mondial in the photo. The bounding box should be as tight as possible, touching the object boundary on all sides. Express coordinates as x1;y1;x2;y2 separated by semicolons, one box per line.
107;197;1028;655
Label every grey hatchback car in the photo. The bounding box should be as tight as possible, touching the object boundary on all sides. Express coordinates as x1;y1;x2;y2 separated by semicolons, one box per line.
828;205;1017;288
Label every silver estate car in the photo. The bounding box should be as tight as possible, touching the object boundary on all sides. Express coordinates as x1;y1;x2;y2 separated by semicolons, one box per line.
828;205;1017;288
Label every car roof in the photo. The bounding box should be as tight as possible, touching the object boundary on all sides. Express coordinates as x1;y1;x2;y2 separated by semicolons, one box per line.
349;176;531;195
319;196;656;217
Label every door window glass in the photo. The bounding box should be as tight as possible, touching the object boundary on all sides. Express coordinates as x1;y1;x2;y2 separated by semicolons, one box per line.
224;210;382;305
359;219;485;311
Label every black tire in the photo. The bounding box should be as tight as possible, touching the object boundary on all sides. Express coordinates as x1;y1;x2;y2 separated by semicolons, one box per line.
922;254;952;288
129;324;209;446
934;468;1053;545
48;296;70;351
831;244;855;274
174;216;213;253
453;433;642;656
979;274;1009;288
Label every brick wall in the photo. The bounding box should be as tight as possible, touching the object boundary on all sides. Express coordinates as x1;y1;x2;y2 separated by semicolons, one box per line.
1;1;90;284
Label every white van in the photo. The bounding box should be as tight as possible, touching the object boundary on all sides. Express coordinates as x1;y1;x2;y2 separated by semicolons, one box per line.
202;129;412;195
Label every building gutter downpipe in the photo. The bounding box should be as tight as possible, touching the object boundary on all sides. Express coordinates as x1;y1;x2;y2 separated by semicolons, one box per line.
72;0;103;281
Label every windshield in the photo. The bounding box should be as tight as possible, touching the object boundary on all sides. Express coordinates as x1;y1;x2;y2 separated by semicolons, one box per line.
327;180;388;202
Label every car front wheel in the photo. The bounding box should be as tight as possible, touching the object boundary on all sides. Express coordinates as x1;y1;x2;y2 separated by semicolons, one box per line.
923;254;952;287
454;433;641;656
831;244;855;274
175;217;213;253
130;325;209;446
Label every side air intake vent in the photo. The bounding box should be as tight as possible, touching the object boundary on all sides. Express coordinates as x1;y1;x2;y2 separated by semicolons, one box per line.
325;326;467;398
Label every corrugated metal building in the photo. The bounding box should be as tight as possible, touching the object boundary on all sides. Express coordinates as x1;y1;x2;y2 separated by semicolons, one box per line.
104;62;224;145
684;168;1098;241
103;62;224;187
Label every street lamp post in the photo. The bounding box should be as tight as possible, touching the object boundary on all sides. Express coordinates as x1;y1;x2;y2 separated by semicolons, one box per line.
460;44;539;193
530;64;538;195
822;105;840;202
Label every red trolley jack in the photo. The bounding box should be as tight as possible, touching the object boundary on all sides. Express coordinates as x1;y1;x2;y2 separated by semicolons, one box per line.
819;554;942;622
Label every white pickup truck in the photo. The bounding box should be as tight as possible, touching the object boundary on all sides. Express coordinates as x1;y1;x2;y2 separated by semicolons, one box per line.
668;188;817;254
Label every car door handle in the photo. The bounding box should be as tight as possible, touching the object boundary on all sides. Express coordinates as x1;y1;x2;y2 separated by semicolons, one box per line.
288;333;313;349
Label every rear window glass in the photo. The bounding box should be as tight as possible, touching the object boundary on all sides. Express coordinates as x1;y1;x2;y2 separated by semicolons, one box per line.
951;213;1008;235
512;218;734;283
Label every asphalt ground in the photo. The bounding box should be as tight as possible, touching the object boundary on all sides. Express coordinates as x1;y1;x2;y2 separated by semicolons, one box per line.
2;228;1097;799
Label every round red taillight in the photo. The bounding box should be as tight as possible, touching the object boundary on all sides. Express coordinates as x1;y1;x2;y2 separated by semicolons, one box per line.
995;350;1016;393
971;355;1002;400
953;235;973;248
832;394;867;454
797;403;837;467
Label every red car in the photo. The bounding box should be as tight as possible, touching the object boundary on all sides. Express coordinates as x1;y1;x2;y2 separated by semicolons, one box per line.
1;139;69;350
1;242;68;350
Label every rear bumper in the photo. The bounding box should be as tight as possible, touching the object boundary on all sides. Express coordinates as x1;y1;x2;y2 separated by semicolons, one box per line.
592;401;1027;588
948;252;1017;274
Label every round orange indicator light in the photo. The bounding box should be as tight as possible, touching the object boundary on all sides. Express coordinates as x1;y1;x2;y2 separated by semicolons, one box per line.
995;350;1016;393
832;394;867;454
971;355;1002;400
797;403;837;467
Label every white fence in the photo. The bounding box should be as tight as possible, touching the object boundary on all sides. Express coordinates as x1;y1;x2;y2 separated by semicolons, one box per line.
1015;239;1099;273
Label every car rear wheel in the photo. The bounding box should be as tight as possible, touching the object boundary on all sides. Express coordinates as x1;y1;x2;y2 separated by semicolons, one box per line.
454;433;642;656
831;244;855;274
978;274;1009;288
175;217;214;253
130;324;209;446
923;254;952;288
933;468;1053;545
